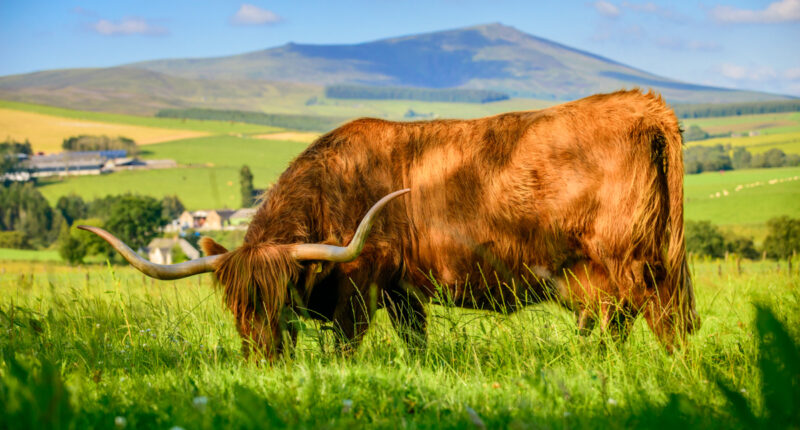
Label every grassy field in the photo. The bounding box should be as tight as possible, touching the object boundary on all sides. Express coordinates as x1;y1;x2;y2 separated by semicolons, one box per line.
0;258;798;429
0;100;283;153
36;135;309;210
683;111;800;155
0;248;61;262
683;166;800;227
683;112;800;135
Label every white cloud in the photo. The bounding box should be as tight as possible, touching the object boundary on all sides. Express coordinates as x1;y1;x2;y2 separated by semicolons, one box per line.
593;1;621;18
655;37;721;51
710;0;800;23
713;63;800;96
90;18;168;36
719;63;777;81
784;67;800;80
620;1;685;20
230;4;282;26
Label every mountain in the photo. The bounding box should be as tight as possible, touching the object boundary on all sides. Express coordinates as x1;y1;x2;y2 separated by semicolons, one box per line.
0;23;792;115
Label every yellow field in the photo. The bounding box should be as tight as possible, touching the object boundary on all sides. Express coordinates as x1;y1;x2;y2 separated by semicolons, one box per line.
0;108;208;153
254;131;321;143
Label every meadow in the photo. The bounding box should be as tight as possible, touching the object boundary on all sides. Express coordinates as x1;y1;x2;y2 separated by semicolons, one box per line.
683;111;800;155
0;100;282;153
37;135;309;210
0;258;798;429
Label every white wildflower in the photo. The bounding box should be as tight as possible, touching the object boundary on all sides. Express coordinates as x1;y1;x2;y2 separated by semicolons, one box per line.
193;396;208;412
114;416;127;428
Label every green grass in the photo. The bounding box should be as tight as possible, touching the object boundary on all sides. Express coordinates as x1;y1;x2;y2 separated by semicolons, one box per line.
1;259;798;428
0;248;60;262
37;135;310;210
0;99;283;135
684;166;800;230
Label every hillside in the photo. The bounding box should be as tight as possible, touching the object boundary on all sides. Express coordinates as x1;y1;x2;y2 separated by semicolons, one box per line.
0;24;791;116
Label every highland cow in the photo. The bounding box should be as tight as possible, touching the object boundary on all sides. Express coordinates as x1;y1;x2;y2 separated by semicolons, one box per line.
81;89;700;359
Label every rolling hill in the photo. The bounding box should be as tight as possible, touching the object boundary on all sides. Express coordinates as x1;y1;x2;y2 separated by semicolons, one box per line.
0;24;792;116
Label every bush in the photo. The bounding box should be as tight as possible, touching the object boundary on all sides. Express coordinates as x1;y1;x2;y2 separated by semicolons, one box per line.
0;231;31;249
683;145;732;174
683;125;709;141
763;216;800;260
685;220;726;258
62;135;137;154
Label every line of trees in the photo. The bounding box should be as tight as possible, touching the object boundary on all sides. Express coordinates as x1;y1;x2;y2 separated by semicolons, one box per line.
324;85;510;103
673;100;800;119
62;135;138;154
0;180;186;264
686;217;800;260
684;145;800;174
156;108;347;132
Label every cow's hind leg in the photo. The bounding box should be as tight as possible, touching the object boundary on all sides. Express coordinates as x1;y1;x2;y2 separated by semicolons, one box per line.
385;284;428;354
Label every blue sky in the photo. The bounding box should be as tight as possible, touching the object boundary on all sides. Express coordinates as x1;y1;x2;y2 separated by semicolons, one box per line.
1;0;799;96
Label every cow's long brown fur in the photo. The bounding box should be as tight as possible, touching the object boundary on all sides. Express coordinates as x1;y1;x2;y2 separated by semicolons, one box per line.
202;89;699;358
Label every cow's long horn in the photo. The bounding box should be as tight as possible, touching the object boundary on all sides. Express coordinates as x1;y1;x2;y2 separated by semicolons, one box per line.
290;188;410;262
76;225;220;280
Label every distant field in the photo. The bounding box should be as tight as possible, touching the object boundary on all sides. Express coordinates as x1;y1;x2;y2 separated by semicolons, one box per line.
140;135;308;168
272;97;555;120
685;130;800;155
0;108;209;153
683;111;800;155
683;166;800;229
683;112;800;135
0;99;284;153
0;248;60;262
38;136;309;210
0;100;284;134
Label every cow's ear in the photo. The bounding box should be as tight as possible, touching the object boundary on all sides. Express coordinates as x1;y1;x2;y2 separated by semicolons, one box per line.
200;237;229;256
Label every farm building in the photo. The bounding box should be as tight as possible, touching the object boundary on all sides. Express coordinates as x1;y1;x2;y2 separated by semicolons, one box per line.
145;237;200;265
174;209;240;231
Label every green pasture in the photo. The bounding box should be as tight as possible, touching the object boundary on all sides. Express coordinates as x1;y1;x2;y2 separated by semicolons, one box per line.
684;166;800;229
686;131;800;155
0;99;282;135
683;112;800;135
1;258;798;429
0;248;60;262
37;135;310;210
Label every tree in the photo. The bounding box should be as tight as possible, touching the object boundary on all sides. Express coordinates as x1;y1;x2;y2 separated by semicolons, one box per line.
724;234;759;259
104;195;165;250
762;216;800;259
731;147;752;170
1;139;32;179
58;222;86;265
685;220;726;258
240;165;254;207
683;125;709;141
161;195;185;221
55;194;87;226
0;182;57;247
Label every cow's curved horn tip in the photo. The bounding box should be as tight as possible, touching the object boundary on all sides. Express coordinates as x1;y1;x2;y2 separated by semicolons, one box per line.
76;225;92;231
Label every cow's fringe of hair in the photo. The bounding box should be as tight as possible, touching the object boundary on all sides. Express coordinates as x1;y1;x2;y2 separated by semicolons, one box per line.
210;242;301;324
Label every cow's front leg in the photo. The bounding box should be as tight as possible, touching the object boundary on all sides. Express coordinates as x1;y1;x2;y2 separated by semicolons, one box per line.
385;286;428;354
236;310;284;362
331;294;374;356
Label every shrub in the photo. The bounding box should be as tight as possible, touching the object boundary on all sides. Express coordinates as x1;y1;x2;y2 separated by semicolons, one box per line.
763;216;800;260
685;220;726;258
0;231;31;249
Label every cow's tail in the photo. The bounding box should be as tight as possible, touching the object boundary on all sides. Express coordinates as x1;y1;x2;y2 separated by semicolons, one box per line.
660;105;699;335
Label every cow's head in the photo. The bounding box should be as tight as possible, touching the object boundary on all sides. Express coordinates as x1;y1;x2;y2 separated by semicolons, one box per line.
78;189;410;354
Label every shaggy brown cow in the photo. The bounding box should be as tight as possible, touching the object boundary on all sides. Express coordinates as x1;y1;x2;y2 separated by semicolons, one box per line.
80;89;700;359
